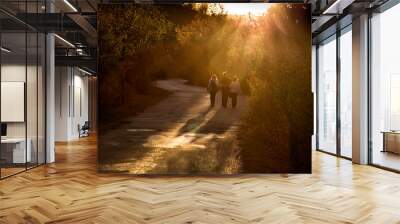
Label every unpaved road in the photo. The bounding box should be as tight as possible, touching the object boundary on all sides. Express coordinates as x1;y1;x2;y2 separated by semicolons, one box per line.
99;79;247;174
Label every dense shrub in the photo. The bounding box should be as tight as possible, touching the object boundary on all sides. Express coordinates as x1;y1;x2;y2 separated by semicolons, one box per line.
239;5;313;172
98;4;313;172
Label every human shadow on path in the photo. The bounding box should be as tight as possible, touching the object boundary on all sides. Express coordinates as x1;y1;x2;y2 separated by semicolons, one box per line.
98;93;206;166
147;107;243;174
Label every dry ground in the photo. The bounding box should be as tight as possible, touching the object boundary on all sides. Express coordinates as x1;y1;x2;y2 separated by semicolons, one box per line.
98;79;247;174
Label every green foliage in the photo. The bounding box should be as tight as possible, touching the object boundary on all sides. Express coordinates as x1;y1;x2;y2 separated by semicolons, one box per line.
239;4;313;172
98;5;173;71
98;5;173;108
98;4;313;172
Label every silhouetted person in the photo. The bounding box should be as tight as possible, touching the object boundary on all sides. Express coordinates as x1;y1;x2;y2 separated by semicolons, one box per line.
219;72;231;108
207;74;219;107
230;77;241;108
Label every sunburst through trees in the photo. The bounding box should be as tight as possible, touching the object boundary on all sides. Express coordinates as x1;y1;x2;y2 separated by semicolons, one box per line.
98;4;312;174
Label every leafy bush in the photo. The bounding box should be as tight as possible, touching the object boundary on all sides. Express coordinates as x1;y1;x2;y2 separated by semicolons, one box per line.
239;5;313;172
98;4;313;172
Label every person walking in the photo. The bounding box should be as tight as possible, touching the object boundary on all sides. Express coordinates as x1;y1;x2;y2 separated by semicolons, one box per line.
219;72;231;108
207;74;219;107
229;77;241;108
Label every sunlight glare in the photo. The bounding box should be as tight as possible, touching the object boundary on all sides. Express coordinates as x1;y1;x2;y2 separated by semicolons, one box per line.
221;3;271;16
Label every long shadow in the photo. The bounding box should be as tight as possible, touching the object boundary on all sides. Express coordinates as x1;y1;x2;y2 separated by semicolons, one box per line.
98;84;245;174
196;108;239;134
146;113;242;174
144;106;243;174
177;107;212;134
98;92;207;165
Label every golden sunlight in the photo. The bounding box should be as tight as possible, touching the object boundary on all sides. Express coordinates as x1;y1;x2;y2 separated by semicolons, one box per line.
221;3;271;16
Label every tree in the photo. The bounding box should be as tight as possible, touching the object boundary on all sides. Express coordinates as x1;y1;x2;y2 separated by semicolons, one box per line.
239;4;313;172
98;5;173;107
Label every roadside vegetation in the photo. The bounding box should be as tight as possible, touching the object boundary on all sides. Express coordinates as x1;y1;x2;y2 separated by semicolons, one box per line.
98;4;312;172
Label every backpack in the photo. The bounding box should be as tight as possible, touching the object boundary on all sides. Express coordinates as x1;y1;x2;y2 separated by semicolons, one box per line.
208;79;218;92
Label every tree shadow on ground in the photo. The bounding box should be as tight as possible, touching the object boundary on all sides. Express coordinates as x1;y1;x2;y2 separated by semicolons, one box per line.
98;81;245;174
98;93;207;166
146;107;242;174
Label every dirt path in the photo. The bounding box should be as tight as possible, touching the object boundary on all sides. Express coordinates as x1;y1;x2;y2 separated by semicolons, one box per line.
99;79;247;174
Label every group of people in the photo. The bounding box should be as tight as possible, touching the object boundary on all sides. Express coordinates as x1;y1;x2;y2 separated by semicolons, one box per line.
207;72;241;108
